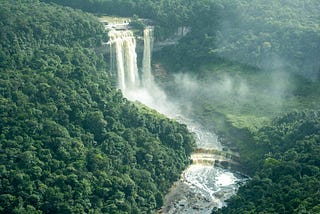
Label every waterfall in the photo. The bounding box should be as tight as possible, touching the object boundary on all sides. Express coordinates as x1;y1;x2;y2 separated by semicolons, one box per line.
108;29;140;94
142;27;154;86
108;27;155;95
108;26;169;113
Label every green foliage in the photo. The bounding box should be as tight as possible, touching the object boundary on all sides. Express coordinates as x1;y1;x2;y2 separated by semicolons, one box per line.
40;0;217;39
214;111;320;213
0;1;195;213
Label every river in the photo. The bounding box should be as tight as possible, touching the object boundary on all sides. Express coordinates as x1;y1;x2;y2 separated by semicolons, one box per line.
158;116;246;213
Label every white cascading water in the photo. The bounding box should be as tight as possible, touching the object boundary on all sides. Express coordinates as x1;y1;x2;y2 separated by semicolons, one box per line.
108;25;246;214
108;30;140;93
142;27;154;86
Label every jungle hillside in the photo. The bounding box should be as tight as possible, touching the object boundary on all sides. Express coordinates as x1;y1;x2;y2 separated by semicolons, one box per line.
0;1;195;213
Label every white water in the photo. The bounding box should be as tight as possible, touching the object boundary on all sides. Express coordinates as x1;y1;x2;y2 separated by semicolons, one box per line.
108;30;140;92
142;27;154;86
108;26;246;213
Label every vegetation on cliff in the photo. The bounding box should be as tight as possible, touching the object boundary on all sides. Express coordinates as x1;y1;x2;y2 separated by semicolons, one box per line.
213;111;320;213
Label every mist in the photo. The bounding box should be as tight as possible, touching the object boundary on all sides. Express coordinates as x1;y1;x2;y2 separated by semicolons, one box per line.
172;72;249;101
125;80;180;118
167;65;298;121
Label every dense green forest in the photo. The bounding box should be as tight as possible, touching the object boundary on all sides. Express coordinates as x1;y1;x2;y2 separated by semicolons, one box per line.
0;0;195;213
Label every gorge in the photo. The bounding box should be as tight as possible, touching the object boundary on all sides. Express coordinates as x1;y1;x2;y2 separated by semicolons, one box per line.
106;21;247;213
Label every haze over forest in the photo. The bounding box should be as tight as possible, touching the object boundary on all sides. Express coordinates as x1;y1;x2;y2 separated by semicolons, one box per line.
0;0;319;213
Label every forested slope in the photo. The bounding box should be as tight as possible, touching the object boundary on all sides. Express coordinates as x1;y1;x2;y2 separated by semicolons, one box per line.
213;111;320;213
0;0;195;213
